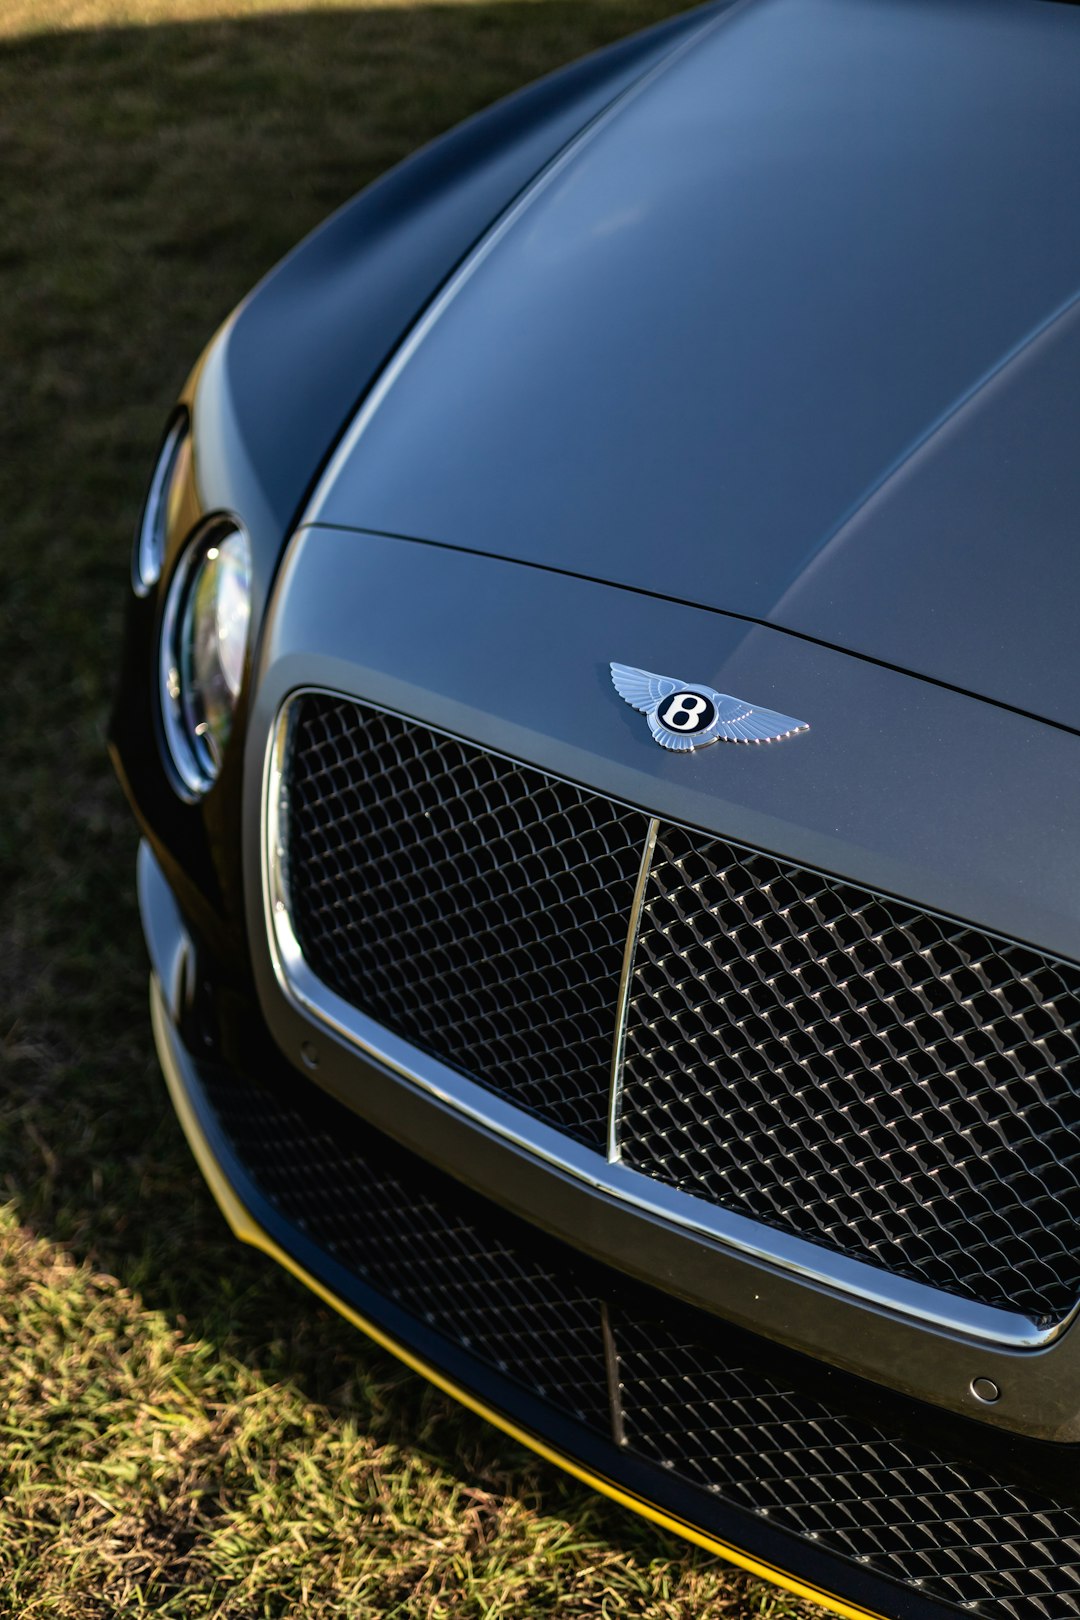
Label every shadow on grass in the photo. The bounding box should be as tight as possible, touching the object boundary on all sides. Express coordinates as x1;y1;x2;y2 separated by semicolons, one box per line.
0;3;799;1610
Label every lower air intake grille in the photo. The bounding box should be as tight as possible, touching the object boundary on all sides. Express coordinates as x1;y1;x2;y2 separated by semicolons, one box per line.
615;1310;1080;1618
283;695;648;1150
619;823;1080;1324
197;1058;1080;1620
200;1063;611;1432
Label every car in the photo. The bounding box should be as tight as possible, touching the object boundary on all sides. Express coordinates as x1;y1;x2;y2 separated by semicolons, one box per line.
109;0;1080;1614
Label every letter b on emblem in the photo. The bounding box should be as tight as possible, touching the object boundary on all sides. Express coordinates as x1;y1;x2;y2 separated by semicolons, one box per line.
659;691;717;734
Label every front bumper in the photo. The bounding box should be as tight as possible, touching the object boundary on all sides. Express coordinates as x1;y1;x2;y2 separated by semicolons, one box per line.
152;980;873;1618
144;841;1080;1620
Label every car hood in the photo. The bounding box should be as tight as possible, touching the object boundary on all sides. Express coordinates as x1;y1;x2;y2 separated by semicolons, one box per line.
309;0;1080;731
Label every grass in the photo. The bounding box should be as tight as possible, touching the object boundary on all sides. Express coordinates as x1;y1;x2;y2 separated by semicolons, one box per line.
0;3;827;1614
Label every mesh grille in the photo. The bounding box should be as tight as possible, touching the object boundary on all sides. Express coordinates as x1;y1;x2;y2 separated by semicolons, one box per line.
615;1310;1080;1619
620;823;1080;1323
279;695;1080;1323
284;695;648;1149
200;1064;611;1430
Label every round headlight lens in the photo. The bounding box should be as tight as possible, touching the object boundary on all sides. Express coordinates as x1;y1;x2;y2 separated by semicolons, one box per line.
134;413;188;593
161;525;252;795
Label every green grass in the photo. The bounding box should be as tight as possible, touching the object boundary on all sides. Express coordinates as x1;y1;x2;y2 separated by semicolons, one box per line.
0;4;827;1614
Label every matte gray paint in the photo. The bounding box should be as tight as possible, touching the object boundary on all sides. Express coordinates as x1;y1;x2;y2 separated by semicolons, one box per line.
310;0;1080;731
215;2;722;540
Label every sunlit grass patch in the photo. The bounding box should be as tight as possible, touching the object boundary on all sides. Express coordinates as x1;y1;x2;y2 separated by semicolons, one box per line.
0;1208;821;1617
2;0;438;42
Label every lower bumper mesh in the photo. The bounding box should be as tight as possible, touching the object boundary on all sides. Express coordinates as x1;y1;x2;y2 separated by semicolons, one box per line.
195;1054;1080;1620
616;1312;1080;1613
199;1062;611;1434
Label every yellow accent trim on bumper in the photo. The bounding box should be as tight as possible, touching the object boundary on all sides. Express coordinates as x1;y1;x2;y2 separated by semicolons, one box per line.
151;978;885;1620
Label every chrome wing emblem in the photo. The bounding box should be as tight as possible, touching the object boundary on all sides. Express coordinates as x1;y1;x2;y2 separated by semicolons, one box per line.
611;662;809;753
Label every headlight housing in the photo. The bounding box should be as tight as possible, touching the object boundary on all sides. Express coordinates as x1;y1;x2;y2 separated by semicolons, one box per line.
133;413;189;593
160;523;252;796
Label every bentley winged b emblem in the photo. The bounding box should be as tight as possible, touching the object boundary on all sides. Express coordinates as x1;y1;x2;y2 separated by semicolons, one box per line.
611;663;809;753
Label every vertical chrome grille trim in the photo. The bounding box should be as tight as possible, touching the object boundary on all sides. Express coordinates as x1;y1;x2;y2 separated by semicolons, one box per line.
600;1302;626;1448
607;818;659;1164
265;702;301;976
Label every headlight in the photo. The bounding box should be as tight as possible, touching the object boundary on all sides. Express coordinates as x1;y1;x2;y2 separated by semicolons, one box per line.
160;524;252;796
134;413;189;593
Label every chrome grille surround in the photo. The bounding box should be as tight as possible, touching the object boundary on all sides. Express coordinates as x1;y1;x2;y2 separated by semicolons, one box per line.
265;690;1080;1345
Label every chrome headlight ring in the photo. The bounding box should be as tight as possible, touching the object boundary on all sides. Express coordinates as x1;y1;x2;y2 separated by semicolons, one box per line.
159;520;252;798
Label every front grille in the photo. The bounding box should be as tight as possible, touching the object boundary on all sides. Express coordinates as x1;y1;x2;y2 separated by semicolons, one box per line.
279;693;1080;1325
195;1057;1080;1620
620;824;1080;1324
284;696;647;1149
